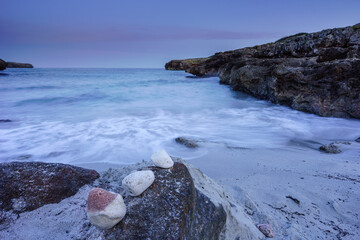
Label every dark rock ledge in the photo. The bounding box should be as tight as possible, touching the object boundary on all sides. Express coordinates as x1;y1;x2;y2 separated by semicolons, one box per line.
165;23;360;119
6;62;34;68
0;160;262;239
0;59;7;71
0;162;100;214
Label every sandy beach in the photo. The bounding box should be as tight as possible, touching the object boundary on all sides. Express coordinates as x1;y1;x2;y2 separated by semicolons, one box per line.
184;140;360;239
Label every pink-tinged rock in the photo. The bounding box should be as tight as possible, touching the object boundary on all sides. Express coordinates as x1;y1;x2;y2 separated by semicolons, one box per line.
257;224;274;238
87;188;126;229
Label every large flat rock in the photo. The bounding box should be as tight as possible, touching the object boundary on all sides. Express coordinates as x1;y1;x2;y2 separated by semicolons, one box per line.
0;161;99;213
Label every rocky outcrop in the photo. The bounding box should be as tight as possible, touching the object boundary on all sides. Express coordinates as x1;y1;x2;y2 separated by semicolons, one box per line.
6;62;33;68
97;162;227;240
175;136;199;148
166;23;360;119
0;162;99;213
165;58;208;71
0;59;7;71
0;158;263;240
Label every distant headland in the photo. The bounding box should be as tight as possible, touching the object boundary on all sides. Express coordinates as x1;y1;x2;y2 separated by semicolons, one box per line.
0;59;33;70
166;23;360;119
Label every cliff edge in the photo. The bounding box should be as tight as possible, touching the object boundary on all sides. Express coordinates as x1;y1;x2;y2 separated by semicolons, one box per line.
165;23;360;119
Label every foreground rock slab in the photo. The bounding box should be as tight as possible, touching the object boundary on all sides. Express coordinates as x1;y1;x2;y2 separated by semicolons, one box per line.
0;160;262;240
0;161;99;213
99;162;227;240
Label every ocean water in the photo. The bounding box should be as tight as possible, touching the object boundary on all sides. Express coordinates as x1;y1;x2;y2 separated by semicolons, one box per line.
1;68;360;166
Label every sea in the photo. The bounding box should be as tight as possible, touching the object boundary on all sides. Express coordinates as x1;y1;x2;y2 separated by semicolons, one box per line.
1;68;359;166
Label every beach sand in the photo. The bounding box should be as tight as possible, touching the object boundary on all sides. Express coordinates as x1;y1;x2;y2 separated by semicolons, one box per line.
186;140;360;239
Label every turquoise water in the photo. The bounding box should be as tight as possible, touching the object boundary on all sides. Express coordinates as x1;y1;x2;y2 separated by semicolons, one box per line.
1;68;360;165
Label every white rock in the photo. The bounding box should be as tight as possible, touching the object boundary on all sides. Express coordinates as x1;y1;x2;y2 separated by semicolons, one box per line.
122;170;155;196
87;188;126;229
151;150;174;168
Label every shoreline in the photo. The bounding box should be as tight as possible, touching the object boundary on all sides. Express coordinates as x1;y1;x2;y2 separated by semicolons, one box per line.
72;138;360;239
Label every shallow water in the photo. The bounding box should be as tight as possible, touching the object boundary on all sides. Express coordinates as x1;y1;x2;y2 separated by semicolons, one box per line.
1;68;359;165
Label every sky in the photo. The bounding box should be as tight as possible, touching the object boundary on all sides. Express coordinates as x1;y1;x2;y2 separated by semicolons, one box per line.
0;0;359;68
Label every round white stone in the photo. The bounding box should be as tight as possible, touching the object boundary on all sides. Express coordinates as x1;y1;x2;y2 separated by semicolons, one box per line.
87;194;126;229
122;170;155;196
151;150;174;168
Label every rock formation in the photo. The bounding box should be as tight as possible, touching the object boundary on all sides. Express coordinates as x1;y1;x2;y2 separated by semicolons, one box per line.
0;162;99;213
98;162;227;239
6;62;33;68
165;58;208;70
0;59;7;71
0;160;262;239
165;23;360;119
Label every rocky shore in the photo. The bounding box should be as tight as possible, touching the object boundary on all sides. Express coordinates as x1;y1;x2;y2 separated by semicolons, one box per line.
0;59;33;70
6;62;33;68
0;59;7;71
165;23;360;119
0;159;264;240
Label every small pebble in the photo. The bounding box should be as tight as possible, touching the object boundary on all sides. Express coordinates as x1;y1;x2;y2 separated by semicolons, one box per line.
87;188;126;229
257;223;275;238
122;170;155;196
151;150;174;168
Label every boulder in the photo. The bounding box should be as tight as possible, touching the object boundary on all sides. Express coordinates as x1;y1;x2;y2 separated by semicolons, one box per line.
98;162;227;240
151;150;174;168
87;188;126;229
0;161;99;213
175;137;199;148
165;23;360;119
0;59;7;71
6;62;33;68
319;143;342;154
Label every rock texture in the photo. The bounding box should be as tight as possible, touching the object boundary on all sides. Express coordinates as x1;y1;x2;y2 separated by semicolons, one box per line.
98;162;226;240
166;23;360;119
0;161;99;213
0;59;7;71
6;62;33;68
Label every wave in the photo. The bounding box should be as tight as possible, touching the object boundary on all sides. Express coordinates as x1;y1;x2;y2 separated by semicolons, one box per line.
15;92;108;106
1;107;359;165
0;85;61;92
